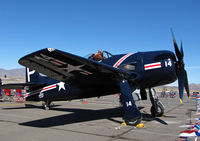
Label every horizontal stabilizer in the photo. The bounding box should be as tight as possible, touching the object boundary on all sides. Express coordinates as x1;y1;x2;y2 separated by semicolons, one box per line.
0;83;46;90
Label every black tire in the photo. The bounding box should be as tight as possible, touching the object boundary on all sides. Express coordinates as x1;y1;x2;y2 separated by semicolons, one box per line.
151;102;164;117
42;103;50;110
125;117;142;126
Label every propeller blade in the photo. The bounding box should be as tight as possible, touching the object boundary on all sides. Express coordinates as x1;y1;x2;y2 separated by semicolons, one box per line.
184;70;190;98
170;27;190;102
170;27;183;61
180;41;184;58
177;68;185;103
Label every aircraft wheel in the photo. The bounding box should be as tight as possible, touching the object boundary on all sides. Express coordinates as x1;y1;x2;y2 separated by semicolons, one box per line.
42;101;52;110
42;103;49;110
125;117;142;126
151;102;164;117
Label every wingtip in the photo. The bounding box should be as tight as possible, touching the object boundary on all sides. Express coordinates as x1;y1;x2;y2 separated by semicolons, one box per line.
47;48;55;52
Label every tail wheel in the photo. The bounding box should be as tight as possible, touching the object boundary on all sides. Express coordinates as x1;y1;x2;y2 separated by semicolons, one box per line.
151;102;164;117
42;101;52;110
42;103;50;110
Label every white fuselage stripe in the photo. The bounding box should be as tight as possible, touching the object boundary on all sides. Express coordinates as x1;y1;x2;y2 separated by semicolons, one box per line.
113;53;134;68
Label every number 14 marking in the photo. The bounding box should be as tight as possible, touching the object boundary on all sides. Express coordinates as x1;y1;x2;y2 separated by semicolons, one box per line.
165;59;172;67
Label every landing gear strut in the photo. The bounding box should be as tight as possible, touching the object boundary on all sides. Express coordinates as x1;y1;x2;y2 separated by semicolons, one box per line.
42;100;52;110
120;80;142;126
149;88;165;117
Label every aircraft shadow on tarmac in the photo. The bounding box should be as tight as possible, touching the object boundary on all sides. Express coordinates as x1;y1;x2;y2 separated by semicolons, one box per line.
10;105;170;128
2;104;61;110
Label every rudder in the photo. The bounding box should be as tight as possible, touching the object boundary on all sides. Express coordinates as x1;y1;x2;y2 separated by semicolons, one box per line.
26;68;40;83
25;68;58;84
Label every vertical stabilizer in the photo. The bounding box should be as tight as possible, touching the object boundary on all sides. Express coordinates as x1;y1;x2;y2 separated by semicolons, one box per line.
25;68;58;84
26;68;40;83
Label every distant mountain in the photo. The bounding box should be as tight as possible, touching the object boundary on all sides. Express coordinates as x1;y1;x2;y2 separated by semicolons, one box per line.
190;83;200;91
0;68;25;78
156;83;200;92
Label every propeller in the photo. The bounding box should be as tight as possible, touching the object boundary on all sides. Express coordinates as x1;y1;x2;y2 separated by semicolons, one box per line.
170;28;190;103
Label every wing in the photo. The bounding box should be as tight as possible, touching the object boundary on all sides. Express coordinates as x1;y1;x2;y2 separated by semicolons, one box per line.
19;48;138;88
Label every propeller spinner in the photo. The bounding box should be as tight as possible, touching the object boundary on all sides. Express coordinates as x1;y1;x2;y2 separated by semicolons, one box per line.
170;28;190;103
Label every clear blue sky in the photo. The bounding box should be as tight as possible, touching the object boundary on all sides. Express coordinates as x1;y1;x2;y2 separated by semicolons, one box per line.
0;0;199;84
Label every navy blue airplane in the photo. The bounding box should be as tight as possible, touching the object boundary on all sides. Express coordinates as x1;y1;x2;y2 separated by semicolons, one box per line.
0;29;190;126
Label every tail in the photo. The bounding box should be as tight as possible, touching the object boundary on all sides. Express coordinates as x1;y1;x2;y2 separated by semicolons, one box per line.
25;68;58;101
25;68;58;84
26;68;40;83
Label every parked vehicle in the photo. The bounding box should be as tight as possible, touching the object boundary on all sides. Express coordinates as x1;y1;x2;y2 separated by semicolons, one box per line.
192;92;200;98
169;90;177;98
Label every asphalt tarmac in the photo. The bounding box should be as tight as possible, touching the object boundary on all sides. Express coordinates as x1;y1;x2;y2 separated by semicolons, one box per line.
0;95;198;141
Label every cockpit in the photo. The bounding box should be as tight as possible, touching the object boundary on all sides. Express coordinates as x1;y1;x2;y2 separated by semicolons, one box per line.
85;51;113;61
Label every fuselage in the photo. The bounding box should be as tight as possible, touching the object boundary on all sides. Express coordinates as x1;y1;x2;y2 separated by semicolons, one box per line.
26;50;178;102
101;50;177;87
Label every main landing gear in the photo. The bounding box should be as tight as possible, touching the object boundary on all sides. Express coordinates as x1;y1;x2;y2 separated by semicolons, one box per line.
149;88;165;117
120;80;142;126
42;100;53;110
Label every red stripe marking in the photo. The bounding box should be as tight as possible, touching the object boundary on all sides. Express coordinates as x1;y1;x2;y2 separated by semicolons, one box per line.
42;84;56;91
145;64;161;69
81;71;92;75
51;60;65;65
80;71;89;75
113;53;134;68
180;130;196;134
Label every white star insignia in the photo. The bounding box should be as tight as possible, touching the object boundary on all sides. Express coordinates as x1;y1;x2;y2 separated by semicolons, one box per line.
57;82;66;91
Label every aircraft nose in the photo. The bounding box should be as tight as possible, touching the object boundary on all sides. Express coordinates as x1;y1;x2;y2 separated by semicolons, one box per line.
170;52;177;63
154;51;176;64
